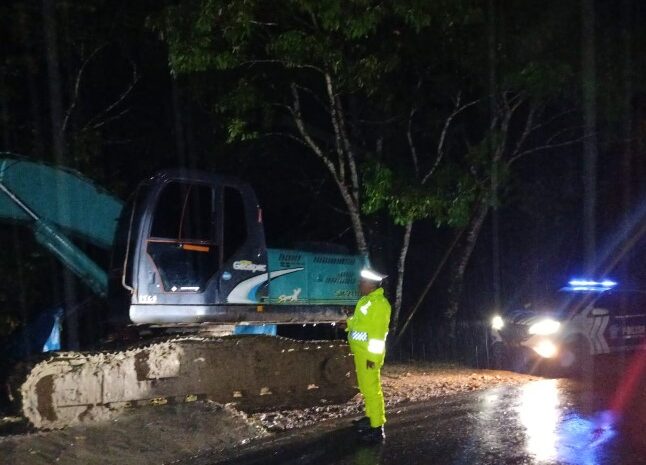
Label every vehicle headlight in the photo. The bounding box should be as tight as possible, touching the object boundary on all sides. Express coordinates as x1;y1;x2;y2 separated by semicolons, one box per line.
492;315;504;331
528;319;560;335
533;339;558;358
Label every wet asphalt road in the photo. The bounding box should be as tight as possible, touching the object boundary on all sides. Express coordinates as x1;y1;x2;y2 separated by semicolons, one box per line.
205;354;645;465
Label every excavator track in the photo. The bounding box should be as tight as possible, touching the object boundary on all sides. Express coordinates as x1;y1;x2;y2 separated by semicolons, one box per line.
8;335;355;429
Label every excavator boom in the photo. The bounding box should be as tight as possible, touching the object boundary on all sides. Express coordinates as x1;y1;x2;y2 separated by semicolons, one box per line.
0;156;123;295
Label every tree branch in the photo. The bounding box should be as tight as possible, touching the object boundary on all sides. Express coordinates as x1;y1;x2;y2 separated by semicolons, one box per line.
324;74;346;183
290;83;338;178
391;220;413;334
511;104;538;158
263;131;312;149
82;59;138;132
61;45;107;134
494;92;525;162
407;107;420;177
507;135;587;165
422;95;479;184
239;59;324;74
89;108;130;129
292;83;330;115
288;88;366;256
333;92;360;204
393;221;468;343
527;108;577;133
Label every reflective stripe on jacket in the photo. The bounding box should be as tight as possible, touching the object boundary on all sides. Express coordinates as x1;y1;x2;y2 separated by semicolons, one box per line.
346;287;391;363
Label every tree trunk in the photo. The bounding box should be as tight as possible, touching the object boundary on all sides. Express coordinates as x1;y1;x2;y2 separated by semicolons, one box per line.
18;8;46;157
488;0;501;312
393;225;465;347
618;0;634;286
290;81;368;259
391;221;413;334
42;0;79;350
621;0;633;232
445;200;490;345
0;90;9;148
581;0;598;273
337;185;368;258
42;0;65;162
171;79;187;168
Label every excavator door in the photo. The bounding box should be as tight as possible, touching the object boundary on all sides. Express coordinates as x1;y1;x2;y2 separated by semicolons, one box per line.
125;171;268;325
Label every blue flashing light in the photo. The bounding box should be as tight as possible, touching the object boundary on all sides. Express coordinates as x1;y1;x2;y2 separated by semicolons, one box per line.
564;278;617;292
568;279;617;288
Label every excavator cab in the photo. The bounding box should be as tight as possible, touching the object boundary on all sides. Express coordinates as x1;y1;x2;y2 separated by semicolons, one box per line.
117;170;269;325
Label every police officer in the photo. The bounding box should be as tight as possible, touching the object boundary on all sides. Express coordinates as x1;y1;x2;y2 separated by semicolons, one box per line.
346;268;391;443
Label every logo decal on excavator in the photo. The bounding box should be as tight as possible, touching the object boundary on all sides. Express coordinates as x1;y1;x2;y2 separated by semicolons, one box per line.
278;288;302;303
227;268;304;304
233;260;267;272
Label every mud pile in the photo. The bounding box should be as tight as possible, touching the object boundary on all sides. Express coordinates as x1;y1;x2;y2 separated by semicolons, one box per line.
0;401;268;465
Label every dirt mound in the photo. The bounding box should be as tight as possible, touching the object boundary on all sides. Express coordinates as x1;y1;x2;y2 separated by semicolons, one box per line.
0;401;268;465
0;363;539;465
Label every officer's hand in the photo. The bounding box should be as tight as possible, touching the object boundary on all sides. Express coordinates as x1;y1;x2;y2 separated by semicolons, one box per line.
337;320;347;331
366;360;375;369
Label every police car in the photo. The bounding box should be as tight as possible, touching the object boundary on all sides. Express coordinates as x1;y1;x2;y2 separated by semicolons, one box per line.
490;279;646;375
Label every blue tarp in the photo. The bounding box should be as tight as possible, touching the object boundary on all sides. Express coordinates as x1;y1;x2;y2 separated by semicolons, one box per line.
8;307;63;359
42;310;62;352
233;324;277;336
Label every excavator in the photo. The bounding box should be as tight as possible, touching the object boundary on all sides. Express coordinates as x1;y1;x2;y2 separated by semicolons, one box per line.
0;156;362;429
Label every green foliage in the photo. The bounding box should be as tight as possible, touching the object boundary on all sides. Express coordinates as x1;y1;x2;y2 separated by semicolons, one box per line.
151;0;492;233
149;0;617;239
506;61;574;98
150;0;441;93
362;160;479;227
225;118;258;143
213;79;262;142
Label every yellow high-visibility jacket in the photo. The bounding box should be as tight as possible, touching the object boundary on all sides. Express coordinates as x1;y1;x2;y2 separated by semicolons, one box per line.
346;287;391;364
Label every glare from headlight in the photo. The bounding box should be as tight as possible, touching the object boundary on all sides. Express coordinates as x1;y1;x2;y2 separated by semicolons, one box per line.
528;319;561;336
533;340;558;358
492;315;504;330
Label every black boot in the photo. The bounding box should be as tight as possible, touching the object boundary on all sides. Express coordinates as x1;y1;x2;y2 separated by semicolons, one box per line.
360;426;385;444
352;416;371;433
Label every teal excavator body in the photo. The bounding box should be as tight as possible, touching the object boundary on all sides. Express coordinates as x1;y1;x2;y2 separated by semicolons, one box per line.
1;155;362;430
0;156;362;330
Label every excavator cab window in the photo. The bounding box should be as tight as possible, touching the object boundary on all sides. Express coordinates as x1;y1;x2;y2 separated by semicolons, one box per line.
147;182;218;292
222;186;247;263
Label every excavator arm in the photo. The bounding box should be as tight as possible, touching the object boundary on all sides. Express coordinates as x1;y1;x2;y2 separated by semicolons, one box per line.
0;156;123;296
